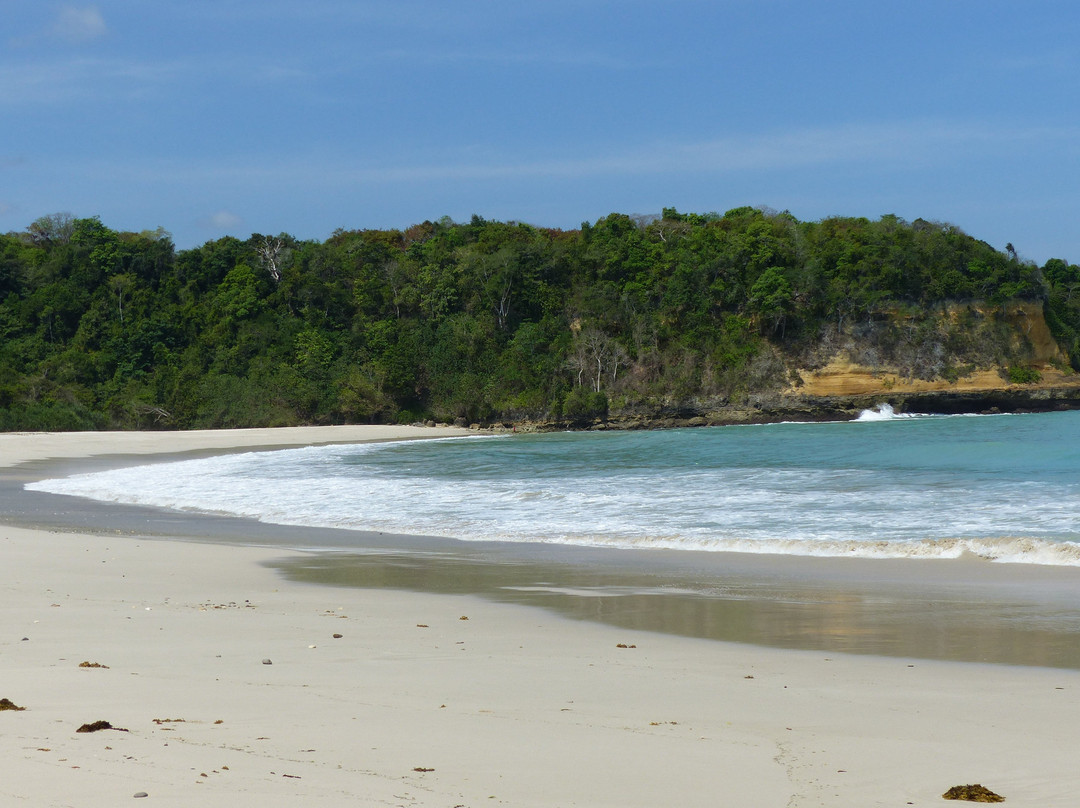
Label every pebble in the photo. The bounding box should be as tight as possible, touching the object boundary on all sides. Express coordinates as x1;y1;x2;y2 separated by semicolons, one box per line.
134;792;148;798
262;659;272;665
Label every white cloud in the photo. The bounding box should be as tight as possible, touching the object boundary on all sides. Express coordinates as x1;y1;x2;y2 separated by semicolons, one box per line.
204;210;243;230
375;46;632;71
54;119;1080;195
265;119;1076;185
52;5;108;44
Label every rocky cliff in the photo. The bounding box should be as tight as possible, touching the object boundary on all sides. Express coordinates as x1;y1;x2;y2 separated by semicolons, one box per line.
571;301;1080;430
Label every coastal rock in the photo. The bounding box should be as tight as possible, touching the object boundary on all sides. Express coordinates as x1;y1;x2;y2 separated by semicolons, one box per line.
262;658;273;665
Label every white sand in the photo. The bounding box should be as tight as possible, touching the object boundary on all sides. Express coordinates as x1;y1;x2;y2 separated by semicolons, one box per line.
2;427;1079;807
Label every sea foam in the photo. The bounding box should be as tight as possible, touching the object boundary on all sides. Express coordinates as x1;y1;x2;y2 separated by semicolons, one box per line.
26;412;1080;566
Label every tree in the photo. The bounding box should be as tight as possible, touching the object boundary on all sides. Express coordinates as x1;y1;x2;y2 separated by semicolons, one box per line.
569;328;629;392
254;235;289;282
25;212;75;247
109;273;135;325
749;266;794;337
213;263;262;321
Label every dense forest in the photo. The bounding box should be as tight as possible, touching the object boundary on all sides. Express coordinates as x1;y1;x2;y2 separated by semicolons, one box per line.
2;207;1079;431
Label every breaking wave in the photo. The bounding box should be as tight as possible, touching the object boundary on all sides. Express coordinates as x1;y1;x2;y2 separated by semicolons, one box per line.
26;411;1080;566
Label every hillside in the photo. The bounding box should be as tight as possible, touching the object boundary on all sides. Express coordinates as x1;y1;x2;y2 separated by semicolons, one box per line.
2;209;1080;431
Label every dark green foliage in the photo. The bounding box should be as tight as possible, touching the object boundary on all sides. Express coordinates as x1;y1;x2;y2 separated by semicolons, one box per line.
562;387;608;421
1006;364;1042;384
0;210;1074;431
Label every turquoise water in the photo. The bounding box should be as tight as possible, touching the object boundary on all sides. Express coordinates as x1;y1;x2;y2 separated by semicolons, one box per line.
27;409;1080;565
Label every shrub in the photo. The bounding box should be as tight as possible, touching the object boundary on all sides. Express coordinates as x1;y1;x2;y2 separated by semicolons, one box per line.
1006;365;1042;384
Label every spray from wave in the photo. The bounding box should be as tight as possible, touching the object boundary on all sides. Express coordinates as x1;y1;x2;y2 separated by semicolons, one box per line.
855;403;917;421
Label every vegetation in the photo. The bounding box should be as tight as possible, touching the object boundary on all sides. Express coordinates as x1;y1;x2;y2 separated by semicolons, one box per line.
1;208;1077;430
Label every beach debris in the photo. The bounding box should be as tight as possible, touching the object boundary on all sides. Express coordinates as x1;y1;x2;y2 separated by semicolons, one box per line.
77;720;128;733
332;633;343;639
416;624;429;628
262;658;273;665
152;718;185;724
201;601;256;610
615;643;637;649
459;616;469;621
133;792;148;799
283;773;301;779
413;767;435;773
0;698;26;711
942;784;1005;802
79;661;109;669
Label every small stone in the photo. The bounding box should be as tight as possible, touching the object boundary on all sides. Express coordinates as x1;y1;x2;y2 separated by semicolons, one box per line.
332;633;343;639
133;792;148;798
262;659;272;665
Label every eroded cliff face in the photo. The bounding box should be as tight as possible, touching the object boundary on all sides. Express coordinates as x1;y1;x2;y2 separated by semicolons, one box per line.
789;301;1079;398
547;300;1080;430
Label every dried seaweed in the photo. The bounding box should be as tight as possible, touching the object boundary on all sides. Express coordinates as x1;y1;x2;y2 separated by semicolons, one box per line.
942;784;1004;803
76;720;128;733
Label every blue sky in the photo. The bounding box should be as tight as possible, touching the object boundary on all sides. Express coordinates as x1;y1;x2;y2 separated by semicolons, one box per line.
2;1;1078;263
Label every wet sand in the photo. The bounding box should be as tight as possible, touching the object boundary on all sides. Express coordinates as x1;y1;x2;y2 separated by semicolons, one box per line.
7;429;1080;669
3;427;1080;806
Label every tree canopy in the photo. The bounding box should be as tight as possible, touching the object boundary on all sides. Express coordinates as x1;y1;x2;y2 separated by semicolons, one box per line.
0;209;1074;430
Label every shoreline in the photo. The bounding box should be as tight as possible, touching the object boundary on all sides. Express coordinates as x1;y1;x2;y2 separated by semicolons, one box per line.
7;426;1080;669
509;381;1080;431
4;427;1080;805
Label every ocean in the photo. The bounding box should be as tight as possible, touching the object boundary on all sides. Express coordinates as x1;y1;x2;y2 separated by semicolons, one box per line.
26;407;1080;566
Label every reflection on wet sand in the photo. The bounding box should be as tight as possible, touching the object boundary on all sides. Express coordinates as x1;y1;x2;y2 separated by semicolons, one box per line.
273;549;1080;670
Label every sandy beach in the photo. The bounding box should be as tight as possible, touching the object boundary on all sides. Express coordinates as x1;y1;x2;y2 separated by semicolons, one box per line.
3;427;1080;807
